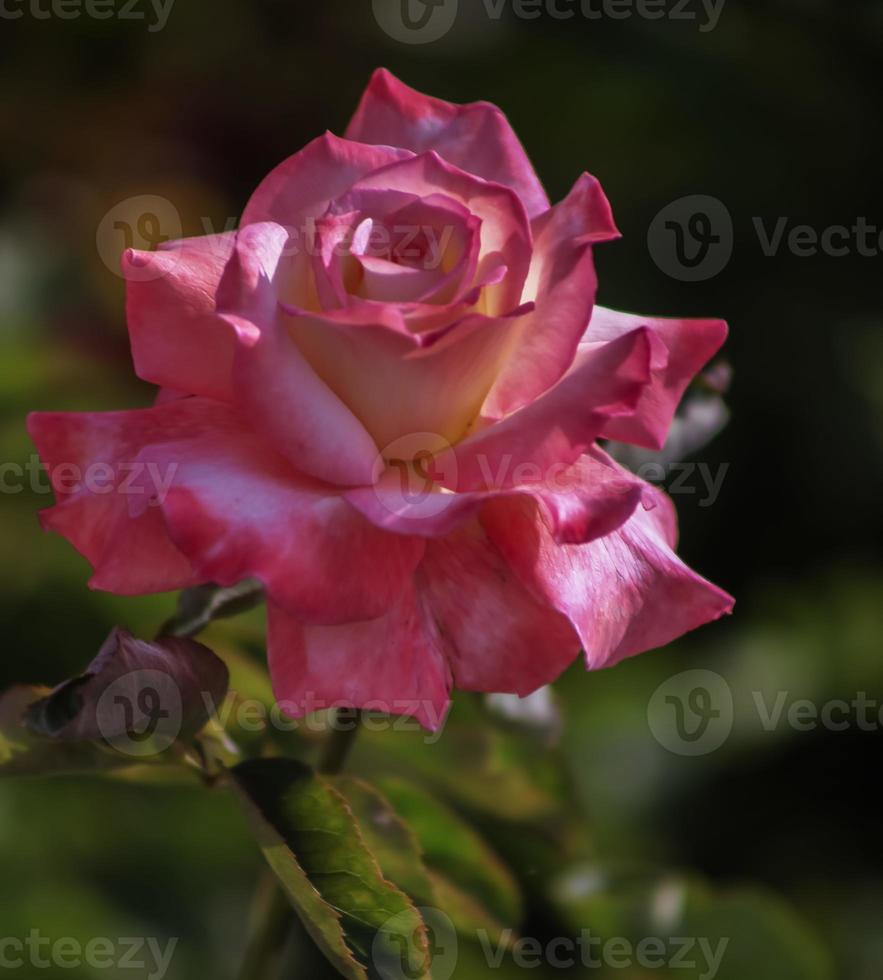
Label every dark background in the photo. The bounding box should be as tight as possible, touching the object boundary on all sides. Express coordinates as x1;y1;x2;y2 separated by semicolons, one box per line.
1;0;881;976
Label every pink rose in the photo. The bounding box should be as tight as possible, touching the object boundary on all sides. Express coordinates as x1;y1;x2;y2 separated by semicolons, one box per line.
29;69;733;729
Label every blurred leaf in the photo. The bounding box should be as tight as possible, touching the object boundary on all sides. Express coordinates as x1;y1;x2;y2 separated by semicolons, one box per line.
230;758;431;980
551;864;834;979
24;627;229;759
160;580;265;639
378;777;523;938
684;887;834;980
1;684;134;777
358;707;565;823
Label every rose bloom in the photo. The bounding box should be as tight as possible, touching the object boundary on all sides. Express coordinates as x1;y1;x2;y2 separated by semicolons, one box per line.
29;70;733;729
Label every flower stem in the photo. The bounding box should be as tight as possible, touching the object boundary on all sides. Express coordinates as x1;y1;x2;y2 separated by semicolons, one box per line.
235;868;293;980
318;707;363;775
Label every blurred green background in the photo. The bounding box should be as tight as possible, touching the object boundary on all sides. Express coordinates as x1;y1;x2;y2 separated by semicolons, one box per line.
1;0;881;977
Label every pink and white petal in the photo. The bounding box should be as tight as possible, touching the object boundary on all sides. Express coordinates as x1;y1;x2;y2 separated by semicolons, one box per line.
483;173;619;417
419;520;581;696
483;486;734;671
267;592;451;730
232;314;383;487
527;446;648;545
26;400;245;595
348;151;532;314
439;327;652;492
27;398;245;503
134;431;425;626
346;69;550;219
123;233;255;402
328;187;483;308
285;306;522;451
345;446;642;546
242;131;412;228
344;473;488;539
587;307;729;450
215;222;383;487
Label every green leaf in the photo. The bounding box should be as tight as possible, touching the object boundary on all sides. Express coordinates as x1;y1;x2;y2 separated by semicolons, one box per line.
332;776;437;907
230;758;431;980
551;864;834;979
377;778;523;937
159;580;265;639
359;714;563;823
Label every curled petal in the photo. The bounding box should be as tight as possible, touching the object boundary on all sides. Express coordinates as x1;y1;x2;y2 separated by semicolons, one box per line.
439;327;652;492
344;447;643;546
347;68;550;219
483;485;734;670
587;307;729;450
242;131;412;228
347;150;533;315
123;233;254;402
484;173;619;417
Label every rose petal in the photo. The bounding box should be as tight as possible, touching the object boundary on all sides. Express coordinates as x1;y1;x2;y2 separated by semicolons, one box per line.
344;446;643;546
483;485;734;670
267;592;451;730
438;327;652;492
324;188;482;308
284;305;523;451
587;307;729;450
347;69;550;219
242;131;412;228
483;173;619;417
347;150;532;316
419;520;581;696
123;233;255;402
133;429;425;626
217;221;383;487
26;401;243;596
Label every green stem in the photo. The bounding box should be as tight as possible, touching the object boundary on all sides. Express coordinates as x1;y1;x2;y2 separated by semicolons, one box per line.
318;707;363;775
235;868;293;980
235;708;362;979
